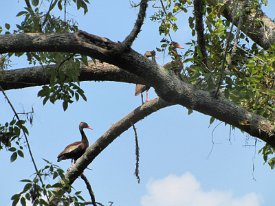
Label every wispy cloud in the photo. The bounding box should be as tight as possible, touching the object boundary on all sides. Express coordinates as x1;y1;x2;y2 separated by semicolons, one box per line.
141;172;262;206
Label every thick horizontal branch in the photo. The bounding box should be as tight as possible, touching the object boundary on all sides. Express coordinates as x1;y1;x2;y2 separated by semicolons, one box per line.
0;60;147;90
0;32;274;147
49;98;173;204
206;0;275;49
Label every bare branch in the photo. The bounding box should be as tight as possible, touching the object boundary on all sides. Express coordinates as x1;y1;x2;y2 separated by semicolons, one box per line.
81;174;97;206
122;0;149;48
41;0;59;28
49;98;173;203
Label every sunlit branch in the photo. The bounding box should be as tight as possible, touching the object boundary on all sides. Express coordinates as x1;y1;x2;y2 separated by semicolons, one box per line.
0;60;146;90
122;0;149;48
49;98;173;204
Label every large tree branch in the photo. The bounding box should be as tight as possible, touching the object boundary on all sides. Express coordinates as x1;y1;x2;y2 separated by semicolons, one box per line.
49;98;173;204
0;60;147;90
206;0;275;49
0;32;274;147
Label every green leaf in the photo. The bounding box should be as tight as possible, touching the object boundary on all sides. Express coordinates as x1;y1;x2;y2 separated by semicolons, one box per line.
187;109;193;115
11;193;20;200
25;193;30;201
43;96;49;105
10;152;17;162
39;198;48;205
58;0;63;10
18;150;24;158
75;92;79;101
20;179;32;183
16;11;28;17
21;126;29;135
23;183;32;193
20;196;26;206
32;0;39;6
51;183;63;188
5;23;10;30
63;101;68;111
209;116;215;125
11;194;20;206
8;147;17;152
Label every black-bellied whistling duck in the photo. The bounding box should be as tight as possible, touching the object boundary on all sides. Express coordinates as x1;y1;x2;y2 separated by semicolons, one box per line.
135;50;156;103
57;122;92;162
164;41;184;77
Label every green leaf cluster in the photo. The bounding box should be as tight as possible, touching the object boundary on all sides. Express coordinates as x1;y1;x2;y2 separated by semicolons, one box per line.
0;119;30;162
11;159;87;205
37;53;88;111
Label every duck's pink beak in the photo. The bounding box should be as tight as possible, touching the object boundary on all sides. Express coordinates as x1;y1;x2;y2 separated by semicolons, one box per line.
87;125;93;130
176;43;183;49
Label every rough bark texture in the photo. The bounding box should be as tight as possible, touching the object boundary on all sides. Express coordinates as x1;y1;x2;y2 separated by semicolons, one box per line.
206;0;275;49
0;61;146;90
49;98;173;204
0;2;274;204
0;32;274;147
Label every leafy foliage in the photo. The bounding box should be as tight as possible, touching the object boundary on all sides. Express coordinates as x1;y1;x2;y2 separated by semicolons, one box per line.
0;119;31;162
11;159;87;206
36;53;88;111
0;0;273;204
149;0;274;166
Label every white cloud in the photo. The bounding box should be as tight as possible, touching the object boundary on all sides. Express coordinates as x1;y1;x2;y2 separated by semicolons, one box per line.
141;172;262;206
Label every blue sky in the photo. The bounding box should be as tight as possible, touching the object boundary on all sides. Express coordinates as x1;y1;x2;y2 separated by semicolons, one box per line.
0;0;274;205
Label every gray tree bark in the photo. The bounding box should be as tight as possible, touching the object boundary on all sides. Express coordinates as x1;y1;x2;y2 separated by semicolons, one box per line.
0;32;274;147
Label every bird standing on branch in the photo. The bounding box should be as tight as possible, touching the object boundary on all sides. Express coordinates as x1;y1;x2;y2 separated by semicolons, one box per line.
57;122;92;163
135;50;156;103
164;41;184;77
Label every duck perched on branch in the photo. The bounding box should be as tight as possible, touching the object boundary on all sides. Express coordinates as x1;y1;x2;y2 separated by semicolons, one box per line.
57;122;92;163
135;50;156;103
163;41;183;77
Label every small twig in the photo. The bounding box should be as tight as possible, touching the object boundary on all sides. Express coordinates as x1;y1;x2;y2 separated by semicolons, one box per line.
64;0;67;21
214;21;234;97
159;0;173;42
122;0;149;48
56;53;75;71
132;124;140;183
215;2;239;97
228;0;249;66
80;174;97;206
0;86;49;201
207;121;223;159
24;0;42;32
41;0;59;28
252;138;258;181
